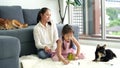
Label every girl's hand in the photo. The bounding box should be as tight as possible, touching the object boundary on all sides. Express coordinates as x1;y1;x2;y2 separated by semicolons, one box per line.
63;60;70;65
74;56;79;60
44;46;51;53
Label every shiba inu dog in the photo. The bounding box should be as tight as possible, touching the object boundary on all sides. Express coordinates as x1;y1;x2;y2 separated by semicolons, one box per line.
0;18;28;30
93;44;116;62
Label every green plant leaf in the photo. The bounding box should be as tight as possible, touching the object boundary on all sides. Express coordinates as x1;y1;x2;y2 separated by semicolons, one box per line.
66;0;82;6
74;0;82;6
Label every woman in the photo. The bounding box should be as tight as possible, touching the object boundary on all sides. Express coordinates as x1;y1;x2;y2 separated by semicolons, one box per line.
33;7;59;59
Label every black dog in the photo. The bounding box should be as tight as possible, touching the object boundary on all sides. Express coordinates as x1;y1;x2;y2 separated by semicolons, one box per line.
93;44;116;62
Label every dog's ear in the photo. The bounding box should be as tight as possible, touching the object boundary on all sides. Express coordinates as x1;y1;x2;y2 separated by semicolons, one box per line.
103;44;106;48
97;44;100;48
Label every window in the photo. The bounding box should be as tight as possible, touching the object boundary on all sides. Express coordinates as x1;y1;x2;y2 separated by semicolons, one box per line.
70;6;83;35
105;0;120;39
70;0;120;41
94;0;120;40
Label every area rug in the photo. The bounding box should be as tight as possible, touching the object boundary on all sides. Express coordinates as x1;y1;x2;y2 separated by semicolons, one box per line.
20;45;120;68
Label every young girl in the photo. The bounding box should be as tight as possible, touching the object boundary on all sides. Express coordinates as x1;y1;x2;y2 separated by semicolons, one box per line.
52;24;84;65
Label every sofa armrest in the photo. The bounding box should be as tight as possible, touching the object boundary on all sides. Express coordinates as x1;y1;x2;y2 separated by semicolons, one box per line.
57;24;80;40
0;36;21;68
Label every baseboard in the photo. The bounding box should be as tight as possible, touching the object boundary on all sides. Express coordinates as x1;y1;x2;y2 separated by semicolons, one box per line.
79;39;120;49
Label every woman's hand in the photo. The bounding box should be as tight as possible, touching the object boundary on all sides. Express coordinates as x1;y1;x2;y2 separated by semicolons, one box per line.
44;46;51;53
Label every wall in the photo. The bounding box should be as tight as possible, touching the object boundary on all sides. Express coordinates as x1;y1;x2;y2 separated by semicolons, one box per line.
56;0;69;24
0;0;61;24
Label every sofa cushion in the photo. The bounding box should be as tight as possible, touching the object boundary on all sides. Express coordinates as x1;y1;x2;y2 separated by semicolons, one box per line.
23;9;40;25
0;6;24;23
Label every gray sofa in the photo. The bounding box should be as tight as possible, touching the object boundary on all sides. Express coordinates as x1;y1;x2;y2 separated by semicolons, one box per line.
0;6;40;56
0;6;80;68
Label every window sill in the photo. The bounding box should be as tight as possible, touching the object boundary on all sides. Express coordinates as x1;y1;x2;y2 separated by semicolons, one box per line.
79;36;120;49
79;34;120;42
